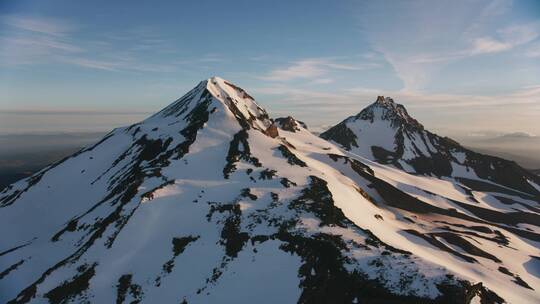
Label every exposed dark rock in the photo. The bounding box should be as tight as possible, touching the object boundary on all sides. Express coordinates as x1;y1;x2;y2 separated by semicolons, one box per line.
320;123;358;150
0;242;31;257
0;259;25;280
275;116;307;132
223;130;262;178
432;232;500;263
259;168;277;180
289;176;348;228
207;198;250;259
456;177;538;200
497;267;534;290
264;123;279;138
116;274;143;304
161;236;200;275
44;263;97;304
404;229;478;264
277;145;307;167
280;178;297;188
221;211;250;258
240;188;258;200
173;236;199;257
371;146;398;164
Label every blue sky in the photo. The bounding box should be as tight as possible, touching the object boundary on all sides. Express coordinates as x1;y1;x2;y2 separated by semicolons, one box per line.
0;0;539;136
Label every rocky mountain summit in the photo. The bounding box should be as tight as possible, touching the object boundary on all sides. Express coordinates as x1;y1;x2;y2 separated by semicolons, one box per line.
321;96;540;197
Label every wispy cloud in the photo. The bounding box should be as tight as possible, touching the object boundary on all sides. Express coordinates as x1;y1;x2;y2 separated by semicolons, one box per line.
3;15;74;36
261;60;326;81
0;15;198;73
470;37;512;54
311;78;334;84
2;36;82;53
1;15;81;65
0;36;81;65
259;58;378;81
470;23;539;55
59;57;119;71
57;56;178;73
357;1;540;92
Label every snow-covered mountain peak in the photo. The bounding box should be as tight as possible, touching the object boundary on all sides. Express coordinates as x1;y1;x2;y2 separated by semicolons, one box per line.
322;95;540;196
320;96;423;152
148;77;277;137
355;96;423;131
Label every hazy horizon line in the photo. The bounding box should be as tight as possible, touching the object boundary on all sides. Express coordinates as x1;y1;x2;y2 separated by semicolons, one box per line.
0;109;155;115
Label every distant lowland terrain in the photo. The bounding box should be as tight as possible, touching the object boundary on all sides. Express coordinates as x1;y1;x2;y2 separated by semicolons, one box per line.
0;132;104;190
456;132;540;172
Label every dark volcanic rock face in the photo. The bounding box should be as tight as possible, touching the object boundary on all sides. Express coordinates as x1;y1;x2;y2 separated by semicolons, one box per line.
275;116;307;133
320;123;359;150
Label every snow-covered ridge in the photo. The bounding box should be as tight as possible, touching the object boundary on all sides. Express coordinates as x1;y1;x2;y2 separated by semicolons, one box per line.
321;96;540;197
0;78;539;304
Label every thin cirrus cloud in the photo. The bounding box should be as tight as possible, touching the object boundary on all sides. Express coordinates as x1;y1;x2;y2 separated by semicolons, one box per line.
0;15;231;73
470;23;539;54
58;57;178;73
259;59;379;82
2;15;73;36
0;35;82;65
356;0;540;92
1;15;82;65
0;15;184;72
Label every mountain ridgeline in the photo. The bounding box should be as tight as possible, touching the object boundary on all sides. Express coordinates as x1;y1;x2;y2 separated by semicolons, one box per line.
0;79;539;304
321;96;540;197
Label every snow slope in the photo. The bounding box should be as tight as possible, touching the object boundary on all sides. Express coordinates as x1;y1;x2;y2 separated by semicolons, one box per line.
1;80;538;303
